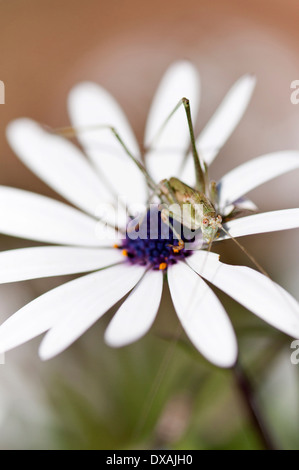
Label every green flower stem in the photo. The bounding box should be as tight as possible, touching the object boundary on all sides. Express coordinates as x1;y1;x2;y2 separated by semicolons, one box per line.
233;361;277;450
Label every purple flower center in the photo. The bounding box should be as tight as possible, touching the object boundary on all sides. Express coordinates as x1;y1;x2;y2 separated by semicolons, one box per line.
117;208;194;270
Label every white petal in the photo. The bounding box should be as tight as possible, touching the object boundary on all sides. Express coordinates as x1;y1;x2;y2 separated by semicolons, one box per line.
145;61;200;182
0;186;119;246
197;74;256;165
39;264;146;360
221;209;299;239
187;251;299;338
0;246;124;283
0;264;145;356
168;262;238;368
231;197;258;212
6;119;116;222
222;197;258;217
68;82;146;207
181;74;256;185
218;151;299;208
105;270;163;347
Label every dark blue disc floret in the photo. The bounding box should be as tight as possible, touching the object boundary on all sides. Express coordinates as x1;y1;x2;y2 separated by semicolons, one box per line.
117;208;193;271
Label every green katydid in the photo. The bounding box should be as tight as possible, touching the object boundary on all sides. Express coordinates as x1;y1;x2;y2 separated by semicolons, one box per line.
55;96;261;269
141;97;257;262
153;98;223;248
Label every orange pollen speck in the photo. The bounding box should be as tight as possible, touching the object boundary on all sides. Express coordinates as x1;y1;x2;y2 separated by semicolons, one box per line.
113;244;119;249
173;248;180;254
159;262;167;271
122;249;128;257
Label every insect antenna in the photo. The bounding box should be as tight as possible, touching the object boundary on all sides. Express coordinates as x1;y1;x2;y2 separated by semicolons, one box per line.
219;224;299;319
219;225;270;278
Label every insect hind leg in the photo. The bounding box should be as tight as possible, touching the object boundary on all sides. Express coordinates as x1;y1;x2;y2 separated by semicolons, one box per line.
52;123;157;192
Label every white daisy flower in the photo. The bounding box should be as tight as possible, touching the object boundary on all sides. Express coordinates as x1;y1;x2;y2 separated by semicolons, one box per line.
0;61;299;368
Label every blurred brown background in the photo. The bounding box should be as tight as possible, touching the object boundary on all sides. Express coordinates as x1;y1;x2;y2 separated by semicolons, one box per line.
0;0;298;449
0;0;299;187
0;0;298;286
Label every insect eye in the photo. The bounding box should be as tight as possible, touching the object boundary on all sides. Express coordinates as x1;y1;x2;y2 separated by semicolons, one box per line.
202;218;209;227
